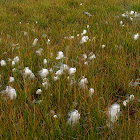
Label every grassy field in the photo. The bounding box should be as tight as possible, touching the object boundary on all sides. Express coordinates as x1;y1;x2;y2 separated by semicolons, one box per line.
0;0;140;139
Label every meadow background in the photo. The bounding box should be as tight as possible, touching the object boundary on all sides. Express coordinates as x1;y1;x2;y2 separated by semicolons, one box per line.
0;0;140;139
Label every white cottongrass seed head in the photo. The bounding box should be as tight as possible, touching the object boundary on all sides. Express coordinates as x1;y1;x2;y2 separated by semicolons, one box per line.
12;61;15;66
130;10;134;15
55;69;63;76
53;115;57;118
123;100;129;106
53;76;59;81
9;77;14;83
32;38;38;46
69;67;76;75
84;61;88;65
133;33;139;40
49;68;53;73
56;51;64;60
120;21;123;25
123;94;134;106
107;103;120;123
88;53;96;60
89;88;94;97
67;110;80;125
36;89;42;94
5;86;17;100
24;67;32;76
60;64;69;71
80;36;89;44
43;59;47;65
84;12;92;16
79;77;88;89
13;56;19;63
30;73;35;79
36;48;43;56
129;94;134;101
38;68;49;78
82;54;87;60
102;44;105;48
1;60;6;67
42;82;49;90
81;29;87;36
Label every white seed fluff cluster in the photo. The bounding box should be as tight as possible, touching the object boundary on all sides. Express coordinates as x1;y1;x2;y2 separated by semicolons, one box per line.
107;103;120;123
67;110;80;125
1;86;17;100
0;60;6;67
123;94;135;106
68;67;76;75
9;77;15;83
36;89;42;94
32;38;38;46
133;33;139;40
89;88;94;97
38;68;49;78
56;51;64;60
79;77;88;89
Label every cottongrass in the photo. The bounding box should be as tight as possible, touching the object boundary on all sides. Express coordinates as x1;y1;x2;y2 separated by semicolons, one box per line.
89;88;94;97
42;78;49;90
80;36;89;44
36;89;42;94
107;103;120;127
56;51;64;60
13;56;19;63
12;56;19;66
122;10;140;19
133;33;139;40
60;64;69;71
82;54;87;60
81;29;87;36
12;61;15;66
0;1;139;139
32;38;38;46
68;67;76;75
55;69;63;76
1;86;17;100
123;94;135;106
0;60;6;66
53;76;59;81
102;44;105;48
123;100;129;106
23;67;35;79
79;77;88;89
84;11;92;16
24;67;32;76
43;59;47;65
67;110;80;126
36;48;43;56
9;77;14;83
38;68;49;78
88;53;96;60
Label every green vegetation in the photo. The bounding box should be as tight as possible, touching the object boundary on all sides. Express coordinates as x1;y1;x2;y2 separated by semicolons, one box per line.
0;0;140;139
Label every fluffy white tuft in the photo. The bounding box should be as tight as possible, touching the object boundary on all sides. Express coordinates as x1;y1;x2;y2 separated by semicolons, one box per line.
1;60;6;67
56;51;64;60
107;103;120;123
67;110;80;125
69;67;76;75
38;68;49;78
